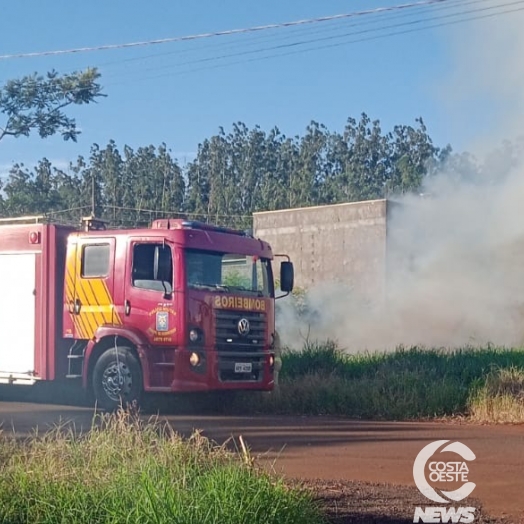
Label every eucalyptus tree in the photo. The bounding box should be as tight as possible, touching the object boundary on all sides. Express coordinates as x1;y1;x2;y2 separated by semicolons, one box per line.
0;68;104;143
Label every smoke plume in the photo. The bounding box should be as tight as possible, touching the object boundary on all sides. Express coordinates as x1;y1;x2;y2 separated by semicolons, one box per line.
277;6;524;351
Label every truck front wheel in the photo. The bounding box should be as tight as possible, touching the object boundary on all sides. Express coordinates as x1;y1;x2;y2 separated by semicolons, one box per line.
92;347;142;411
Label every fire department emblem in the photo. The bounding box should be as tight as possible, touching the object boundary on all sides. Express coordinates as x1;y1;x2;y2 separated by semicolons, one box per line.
156;311;169;332
237;318;250;336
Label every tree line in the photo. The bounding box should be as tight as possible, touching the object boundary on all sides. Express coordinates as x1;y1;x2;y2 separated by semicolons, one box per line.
0;114;454;229
1;69;521;230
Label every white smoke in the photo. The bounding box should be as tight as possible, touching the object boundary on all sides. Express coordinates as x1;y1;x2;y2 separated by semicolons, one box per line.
276;6;524;351
277;150;524;351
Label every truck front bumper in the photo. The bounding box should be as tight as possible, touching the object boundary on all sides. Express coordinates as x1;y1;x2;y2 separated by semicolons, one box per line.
146;347;277;393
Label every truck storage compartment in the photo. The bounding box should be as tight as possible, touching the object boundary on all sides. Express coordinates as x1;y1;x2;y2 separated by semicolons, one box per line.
0;220;72;384
0;252;37;374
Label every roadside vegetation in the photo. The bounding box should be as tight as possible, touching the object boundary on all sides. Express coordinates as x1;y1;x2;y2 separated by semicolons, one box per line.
234;341;524;423
0;410;323;524
468;365;524;423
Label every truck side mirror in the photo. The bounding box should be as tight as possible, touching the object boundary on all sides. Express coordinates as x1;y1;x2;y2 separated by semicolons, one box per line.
280;261;294;293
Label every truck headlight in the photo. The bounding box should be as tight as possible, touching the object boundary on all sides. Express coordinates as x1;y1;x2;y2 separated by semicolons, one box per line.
189;329;199;342
189;352;201;367
189;327;204;344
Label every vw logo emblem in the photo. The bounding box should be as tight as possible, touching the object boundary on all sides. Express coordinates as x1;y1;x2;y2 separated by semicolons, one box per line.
237;318;250;336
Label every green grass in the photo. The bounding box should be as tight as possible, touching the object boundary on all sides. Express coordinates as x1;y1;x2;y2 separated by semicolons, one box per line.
0;410;324;524
234;341;524;421
468;366;524;423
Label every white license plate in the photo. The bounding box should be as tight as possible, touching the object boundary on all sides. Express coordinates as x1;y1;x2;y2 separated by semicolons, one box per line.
234;362;252;373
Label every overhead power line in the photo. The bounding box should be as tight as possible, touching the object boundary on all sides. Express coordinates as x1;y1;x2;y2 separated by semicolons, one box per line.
103;0;521;83
101;1;524;85
0;0;453;61
95;0;471;70
105;206;252;219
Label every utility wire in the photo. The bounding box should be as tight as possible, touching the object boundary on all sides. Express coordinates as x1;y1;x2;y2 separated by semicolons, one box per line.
103;0;520;82
4;0;465;83
0;0;491;85
47;205;92;215
95;0;473;70
106;2;524;85
105;205;252;219
0;0;454;61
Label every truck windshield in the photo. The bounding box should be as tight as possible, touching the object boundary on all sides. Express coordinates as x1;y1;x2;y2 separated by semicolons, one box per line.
185;249;271;297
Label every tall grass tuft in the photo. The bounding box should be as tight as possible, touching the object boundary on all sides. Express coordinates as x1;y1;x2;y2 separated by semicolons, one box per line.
0;409;324;524
468;366;524;423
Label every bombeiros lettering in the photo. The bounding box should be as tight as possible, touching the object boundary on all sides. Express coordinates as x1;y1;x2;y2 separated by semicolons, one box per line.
213;295;266;311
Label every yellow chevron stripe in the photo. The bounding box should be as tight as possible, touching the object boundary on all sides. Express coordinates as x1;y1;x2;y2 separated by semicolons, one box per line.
89;278;113;324
65;237;123;338
81;279;107;327
84;305;115;315
76;313;89;340
75;249;100;338
65;268;75;302
65;273;87;339
102;280;122;325
74;280;97;338
78;315;95;339
65;242;88;339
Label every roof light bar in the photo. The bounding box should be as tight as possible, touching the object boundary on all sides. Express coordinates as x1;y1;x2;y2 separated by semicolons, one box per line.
151;218;250;236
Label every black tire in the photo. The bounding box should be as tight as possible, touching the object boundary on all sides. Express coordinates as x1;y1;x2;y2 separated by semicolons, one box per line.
92;347;142;411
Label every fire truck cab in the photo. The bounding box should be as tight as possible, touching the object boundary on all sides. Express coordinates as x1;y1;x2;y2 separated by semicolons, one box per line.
0;215;294;410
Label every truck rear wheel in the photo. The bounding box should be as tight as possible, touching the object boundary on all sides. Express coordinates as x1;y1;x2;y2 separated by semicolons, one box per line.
92;347;142;411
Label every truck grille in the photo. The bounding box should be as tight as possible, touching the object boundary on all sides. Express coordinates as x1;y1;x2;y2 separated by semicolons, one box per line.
215;309;266;352
215;309;266;382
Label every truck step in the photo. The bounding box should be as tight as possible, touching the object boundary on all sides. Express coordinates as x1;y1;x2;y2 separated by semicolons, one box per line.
66;374;82;379
67;354;84;359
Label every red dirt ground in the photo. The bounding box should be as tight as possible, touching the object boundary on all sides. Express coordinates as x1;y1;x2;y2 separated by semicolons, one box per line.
0;397;522;523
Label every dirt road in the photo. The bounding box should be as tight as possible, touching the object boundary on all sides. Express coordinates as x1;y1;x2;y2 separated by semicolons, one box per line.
0;398;523;522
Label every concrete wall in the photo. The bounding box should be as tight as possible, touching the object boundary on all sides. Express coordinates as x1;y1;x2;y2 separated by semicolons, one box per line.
253;199;391;302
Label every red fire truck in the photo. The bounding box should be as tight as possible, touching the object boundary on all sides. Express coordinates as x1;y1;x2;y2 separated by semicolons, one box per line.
0;215;294;410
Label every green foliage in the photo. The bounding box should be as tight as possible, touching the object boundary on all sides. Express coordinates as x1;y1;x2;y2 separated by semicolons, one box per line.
0;141;185;223
279;340;346;378
184;116;443;228
468;366;524;423
0;410;323;524
233;342;524;420
0;68;105;142
0;113;451;226
223;269;251;289
3;110;521;228
3;67;523;230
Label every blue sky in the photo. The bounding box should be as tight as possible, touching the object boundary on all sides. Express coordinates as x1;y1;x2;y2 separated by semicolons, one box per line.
0;0;519;176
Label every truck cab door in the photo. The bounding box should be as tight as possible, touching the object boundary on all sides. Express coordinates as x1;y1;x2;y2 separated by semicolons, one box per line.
64;236;118;340
123;239;178;345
